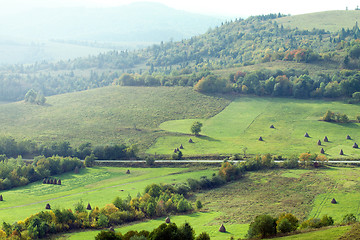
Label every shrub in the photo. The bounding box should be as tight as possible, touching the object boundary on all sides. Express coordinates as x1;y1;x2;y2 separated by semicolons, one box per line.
342;213;357;224
195;200;203;209
247;214;277;238
276;213;299;233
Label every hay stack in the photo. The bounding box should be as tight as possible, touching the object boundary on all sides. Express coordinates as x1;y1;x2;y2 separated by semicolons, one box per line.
317;140;321;145
57;179;61;185
126;169;130;174
219;224;226;232
53;179;57;185
43;178;46;184
46;179;50;184
304;132;310;137
320;148;325;154
258;136;263;141
0;195;3;201
324;136;329;142
87;203;92;210
331;198;337;204
165;217;170;223
347;135;351;140
179;144;184;149
270;125;275;128
45;203;51;209
353;143;359;148
189;138;193;143
50;179;53;184
340;149;344;155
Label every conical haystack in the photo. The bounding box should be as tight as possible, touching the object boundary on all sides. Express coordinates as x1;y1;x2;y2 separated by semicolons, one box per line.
270;125;274;128
347;135;351;140
179;144;184;149
219;224;226;232
340;149;344;155
57;179;61;185
126;169;130;174
0;195;3;201
258;136;263;141
320;148;325;154
317;140;321;145
45;203;51;209
353;143;358;148
304;132;309;137
324;136;329;142
189;138;193;143
331;198;337;204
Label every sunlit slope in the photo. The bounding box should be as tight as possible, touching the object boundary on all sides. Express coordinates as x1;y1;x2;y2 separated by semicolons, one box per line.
276;10;360;32
149;97;360;158
0;86;231;148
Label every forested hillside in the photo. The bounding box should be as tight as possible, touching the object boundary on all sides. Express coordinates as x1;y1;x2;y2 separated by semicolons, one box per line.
2;11;360;101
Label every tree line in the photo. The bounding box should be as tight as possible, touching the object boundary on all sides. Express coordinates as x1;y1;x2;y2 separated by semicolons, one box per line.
1;14;360;101
0;155;82;190
0;136;137;160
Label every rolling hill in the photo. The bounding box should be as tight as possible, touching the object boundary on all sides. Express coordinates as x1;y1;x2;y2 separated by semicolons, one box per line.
276;10;360;32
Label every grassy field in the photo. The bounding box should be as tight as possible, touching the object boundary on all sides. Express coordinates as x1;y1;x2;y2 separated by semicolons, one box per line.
148;97;360;158
0;86;231;149
272;225;351;240
276;10;360;32
0;166;216;224
63;167;360;240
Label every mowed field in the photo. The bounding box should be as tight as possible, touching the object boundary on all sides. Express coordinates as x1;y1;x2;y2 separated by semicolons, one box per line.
0;167;217;224
59;167;360;240
149;97;360;158
64;167;360;240
276;10;360;32
0;86;231;149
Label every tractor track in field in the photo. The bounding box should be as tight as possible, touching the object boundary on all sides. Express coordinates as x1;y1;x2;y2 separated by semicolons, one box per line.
0;171;189;211
312;183;338;218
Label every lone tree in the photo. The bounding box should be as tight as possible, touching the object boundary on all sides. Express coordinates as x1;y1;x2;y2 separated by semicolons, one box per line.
191;121;203;136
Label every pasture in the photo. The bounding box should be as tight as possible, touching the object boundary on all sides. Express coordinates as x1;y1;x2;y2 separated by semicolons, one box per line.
0;86;231;149
276;10;360;32
0;167;216;224
149;97;360;158
64;167;360;240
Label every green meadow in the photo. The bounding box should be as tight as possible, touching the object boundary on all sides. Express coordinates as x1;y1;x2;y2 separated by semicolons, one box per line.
276;10;360;32
0;167;216;224
64;167;360;240
0;86;231;149
149;97;360;158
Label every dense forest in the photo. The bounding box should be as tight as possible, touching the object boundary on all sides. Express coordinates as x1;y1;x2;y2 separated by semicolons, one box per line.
2;13;360;101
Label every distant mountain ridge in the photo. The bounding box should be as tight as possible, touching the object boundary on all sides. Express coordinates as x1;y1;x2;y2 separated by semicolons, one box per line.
0;2;223;42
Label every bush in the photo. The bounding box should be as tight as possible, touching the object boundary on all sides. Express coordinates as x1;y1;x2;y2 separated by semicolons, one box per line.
84;154;96;167
247;214;277;238
342;213;357;225
195;200;203;209
276;213;299;233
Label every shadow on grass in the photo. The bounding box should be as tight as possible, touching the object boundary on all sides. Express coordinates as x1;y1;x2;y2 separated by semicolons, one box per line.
196;135;220;142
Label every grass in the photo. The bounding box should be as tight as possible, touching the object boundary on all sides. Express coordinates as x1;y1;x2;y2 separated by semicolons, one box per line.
276;10;360;32
63;212;249;240
272;225;351;240
148;97;360;158
64;167;360;240
0;86;231;149
0;167;216;223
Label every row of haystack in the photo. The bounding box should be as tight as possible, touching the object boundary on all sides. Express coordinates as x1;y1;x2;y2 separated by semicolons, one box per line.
43;178;61;185
173;144;184;153
45;202;92;210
